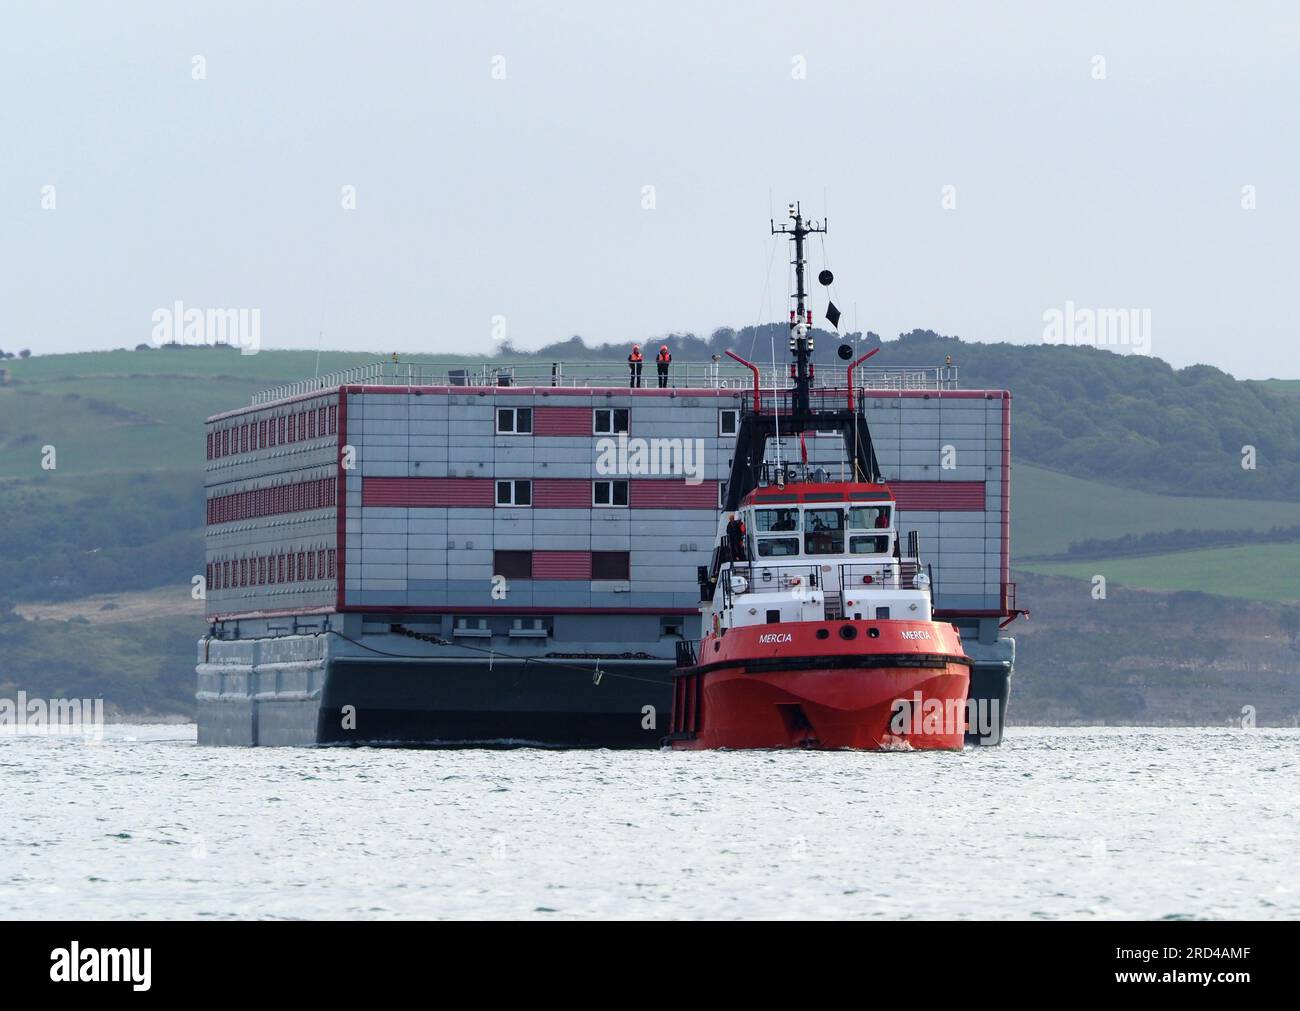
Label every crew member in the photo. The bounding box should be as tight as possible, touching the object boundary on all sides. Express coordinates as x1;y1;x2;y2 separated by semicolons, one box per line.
656;345;672;388
725;513;746;562
628;344;643;388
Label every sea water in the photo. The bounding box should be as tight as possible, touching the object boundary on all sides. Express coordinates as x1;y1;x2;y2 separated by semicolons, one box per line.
1;725;1296;919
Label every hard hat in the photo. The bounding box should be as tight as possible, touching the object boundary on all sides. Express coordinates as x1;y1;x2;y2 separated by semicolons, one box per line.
632;344;640;350
660;345;668;352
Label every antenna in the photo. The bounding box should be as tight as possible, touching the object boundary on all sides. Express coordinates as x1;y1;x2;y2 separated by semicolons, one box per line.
771;201;826;420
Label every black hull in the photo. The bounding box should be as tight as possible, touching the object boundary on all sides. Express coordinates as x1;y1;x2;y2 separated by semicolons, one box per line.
965;661;1012;746
199;654;674;748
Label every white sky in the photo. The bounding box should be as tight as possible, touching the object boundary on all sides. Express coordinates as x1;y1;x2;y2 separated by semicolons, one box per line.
2;1;1297;377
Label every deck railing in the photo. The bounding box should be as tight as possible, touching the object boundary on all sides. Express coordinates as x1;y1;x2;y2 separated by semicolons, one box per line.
251;359;959;405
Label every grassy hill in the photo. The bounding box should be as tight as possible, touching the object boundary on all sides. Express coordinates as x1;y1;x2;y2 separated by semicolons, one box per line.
1255;379;1300;401
1019;543;1300;604
1013;463;1300;558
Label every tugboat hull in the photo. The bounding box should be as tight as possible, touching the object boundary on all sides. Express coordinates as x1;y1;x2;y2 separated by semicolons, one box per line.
669;620;971;751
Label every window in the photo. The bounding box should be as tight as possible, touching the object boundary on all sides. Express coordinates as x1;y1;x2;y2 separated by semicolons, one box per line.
849;505;892;530
317;548;325;579
494;550;532;580
278;416;286;443
258;557;266;584
756;537;800;557
592;551;630;580
719;409;739;436
259;420;267;447
298;551;306;580
496;407;533;434
850;534;890;555
278;555;285;583
206;433;213;460
804;508;845;555
298;412;307;441
327;405;337;434
307;551;315;580
593;408;629;434
287;553;295;581
754;508;800;532
592;479;629;507
308;410;317;439
222;429;230;455
327;548;336;579
496;479;532;506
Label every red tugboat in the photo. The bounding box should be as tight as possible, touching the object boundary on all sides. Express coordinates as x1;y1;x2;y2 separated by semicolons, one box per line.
668;204;971;750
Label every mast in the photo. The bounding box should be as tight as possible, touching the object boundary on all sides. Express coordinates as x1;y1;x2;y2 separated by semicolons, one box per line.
771;201;826;420
720;201;881;515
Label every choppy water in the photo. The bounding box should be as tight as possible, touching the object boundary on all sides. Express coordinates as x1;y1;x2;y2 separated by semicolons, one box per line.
1;725;1297;919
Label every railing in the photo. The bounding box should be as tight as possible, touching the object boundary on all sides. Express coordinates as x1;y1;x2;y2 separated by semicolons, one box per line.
251;359;960;405
840;562;906;591
719;559;925;608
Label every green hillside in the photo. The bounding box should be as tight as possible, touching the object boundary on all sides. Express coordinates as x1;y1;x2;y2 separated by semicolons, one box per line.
1254;379;1300;401
0;347;519;477
1018;542;1300;604
1013;463;1300;557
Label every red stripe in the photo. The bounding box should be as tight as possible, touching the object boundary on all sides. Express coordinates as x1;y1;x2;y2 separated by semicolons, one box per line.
629;479;718;509
533;478;592;508
533;551;592;579
890;481;985;511
362;477;495;507
533;407;592;436
359;477;720;509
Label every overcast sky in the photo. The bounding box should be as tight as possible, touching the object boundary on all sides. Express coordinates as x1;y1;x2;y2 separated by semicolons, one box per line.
2;1;1297;378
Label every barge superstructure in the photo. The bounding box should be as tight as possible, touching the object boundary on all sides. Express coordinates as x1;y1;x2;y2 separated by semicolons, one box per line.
197;223;1017;748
